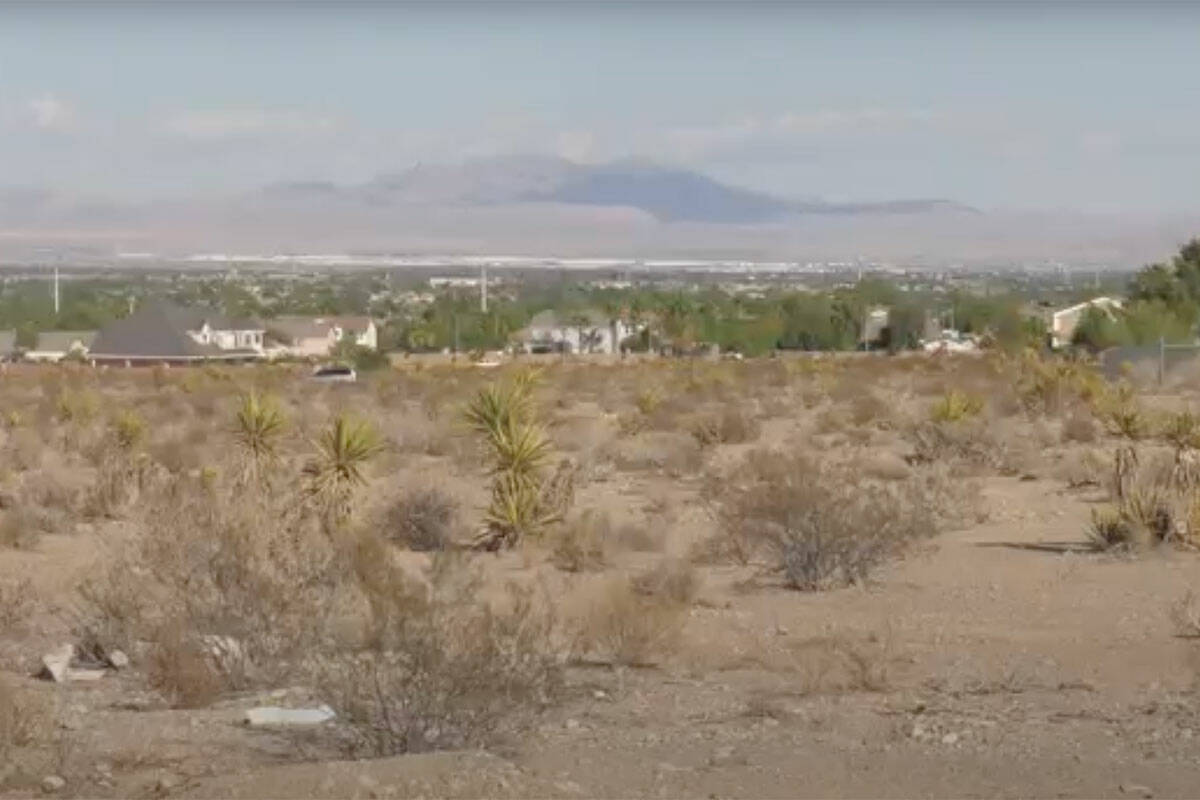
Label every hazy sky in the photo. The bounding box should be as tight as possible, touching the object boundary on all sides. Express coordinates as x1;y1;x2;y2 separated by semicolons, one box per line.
3;2;1200;212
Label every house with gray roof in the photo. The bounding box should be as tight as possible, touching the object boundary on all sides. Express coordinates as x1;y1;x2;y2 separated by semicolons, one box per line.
24;331;97;362
88;303;264;365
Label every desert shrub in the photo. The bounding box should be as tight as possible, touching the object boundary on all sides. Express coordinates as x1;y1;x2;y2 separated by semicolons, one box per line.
710;450;934;589
381;486;460;551
550;509;610;572
1059;447;1110;488
631;558;699;605
1061;410;1098;443
604;431;704;476
146;619;224;709
0;507;39;550
930;389;984;423
5;428;44;472
0;578;37;630
110;408;146;451
568;574;687;667
690;405;762;447
849;392;891;428
615;522;664;552
1088;487;1178;551
1171;590;1200;638
78;471;343;692
0;679;53;761
317;546;562;756
84;451;161;519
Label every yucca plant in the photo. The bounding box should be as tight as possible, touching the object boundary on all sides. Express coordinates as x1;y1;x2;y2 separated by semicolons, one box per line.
303;413;383;527
465;370;568;549
232;391;286;480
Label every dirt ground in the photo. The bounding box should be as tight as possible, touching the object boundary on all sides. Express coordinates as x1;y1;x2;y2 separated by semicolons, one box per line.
3;359;1200;798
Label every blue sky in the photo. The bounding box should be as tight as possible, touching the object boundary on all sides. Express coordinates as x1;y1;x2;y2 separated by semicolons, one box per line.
3;2;1200;212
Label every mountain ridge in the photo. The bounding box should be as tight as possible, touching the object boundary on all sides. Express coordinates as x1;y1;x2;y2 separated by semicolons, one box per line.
259;156;979;223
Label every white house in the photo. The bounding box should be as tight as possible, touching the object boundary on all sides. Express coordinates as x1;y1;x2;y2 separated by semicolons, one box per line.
519;310;636;355
1049;297;1123;349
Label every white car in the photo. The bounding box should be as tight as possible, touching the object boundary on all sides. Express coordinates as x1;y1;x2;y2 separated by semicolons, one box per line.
311;364;357;383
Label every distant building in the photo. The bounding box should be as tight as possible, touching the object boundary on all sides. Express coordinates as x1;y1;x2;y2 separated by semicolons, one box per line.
24;331;97;363
1049;297;1123;349
89;303;264;365
266;316;378;359
861;308;889;347
516;310;636;355
0;330;17;362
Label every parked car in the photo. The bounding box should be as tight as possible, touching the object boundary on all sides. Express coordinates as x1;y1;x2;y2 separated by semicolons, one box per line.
311;364;357;383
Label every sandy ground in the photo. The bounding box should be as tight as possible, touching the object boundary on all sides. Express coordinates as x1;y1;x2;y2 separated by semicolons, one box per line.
4;467;1200;799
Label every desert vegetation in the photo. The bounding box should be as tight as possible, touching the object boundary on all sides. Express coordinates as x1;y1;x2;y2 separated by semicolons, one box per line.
3;348;1200;796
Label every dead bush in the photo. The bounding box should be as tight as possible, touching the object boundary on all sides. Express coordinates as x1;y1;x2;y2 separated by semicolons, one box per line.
0;507;39;550
604;431;704;476
78;471;343;692
1172;590;1200;638
550;509;610;572
906;419;1024;473
691;406;762;447
317;547;562;756
568;575;687;667
631;558;700;605
615;522;664;552
710;450;934;589
0;578;38;631
1062;410;1098;443
0;679;54;761
146;620;224;709
849;392;892;428
380;486;460;551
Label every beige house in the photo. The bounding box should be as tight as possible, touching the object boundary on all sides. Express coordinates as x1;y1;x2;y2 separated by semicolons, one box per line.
1049;297;1123;349
266;316;378;359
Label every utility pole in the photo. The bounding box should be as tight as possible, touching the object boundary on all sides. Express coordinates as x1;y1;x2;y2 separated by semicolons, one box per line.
53;264;60;317
480;264;488;313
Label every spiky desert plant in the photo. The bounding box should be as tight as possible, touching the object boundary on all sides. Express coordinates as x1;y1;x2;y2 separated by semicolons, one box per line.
232;390;286;482
304;413;383;527
465;370;567;549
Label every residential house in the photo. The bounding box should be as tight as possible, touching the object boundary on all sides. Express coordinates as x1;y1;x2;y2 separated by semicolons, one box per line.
861;308;890;347
24;331;97;363
266;316;378;359
518;310;635;355
1049;297;1123;349
0;330;16;362
88;303;265;366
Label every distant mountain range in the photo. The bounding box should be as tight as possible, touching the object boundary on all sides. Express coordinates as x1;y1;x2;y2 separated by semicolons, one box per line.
261;156;979;224
1;156;1190;265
